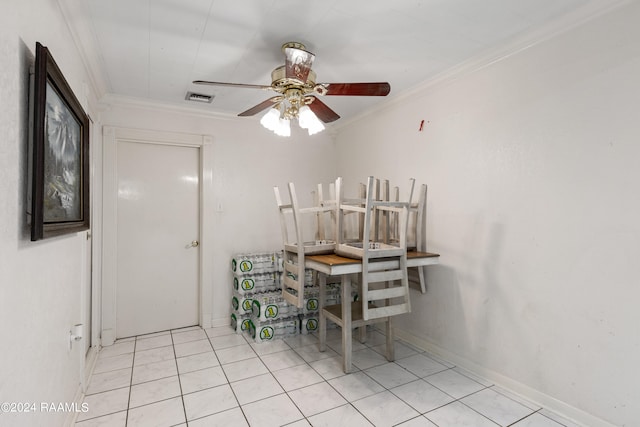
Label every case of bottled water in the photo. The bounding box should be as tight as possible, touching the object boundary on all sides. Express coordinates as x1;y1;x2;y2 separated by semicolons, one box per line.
233;272;280;294
249;317;299;343
251;294;299;322
231;252;282;275
230;313;252;334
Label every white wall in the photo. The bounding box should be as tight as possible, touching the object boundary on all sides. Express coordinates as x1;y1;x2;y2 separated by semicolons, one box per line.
0;1;98;426
335;3;640;426
98;102;338;327
4;1;636;425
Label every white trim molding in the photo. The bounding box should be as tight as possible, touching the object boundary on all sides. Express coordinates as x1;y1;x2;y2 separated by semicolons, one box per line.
101;126;214;344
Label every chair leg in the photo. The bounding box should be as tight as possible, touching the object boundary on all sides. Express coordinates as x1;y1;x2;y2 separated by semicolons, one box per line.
359;326;367;343
354;273;367;343
319;273;327;352
385;317;395;361
342;274;353;373
418;265;427;293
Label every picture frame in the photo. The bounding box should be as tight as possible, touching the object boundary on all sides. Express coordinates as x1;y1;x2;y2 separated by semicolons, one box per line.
30;42;90;241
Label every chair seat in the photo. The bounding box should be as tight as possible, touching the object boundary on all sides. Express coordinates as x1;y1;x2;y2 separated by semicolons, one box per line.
284;240;335;255
335;241;405;259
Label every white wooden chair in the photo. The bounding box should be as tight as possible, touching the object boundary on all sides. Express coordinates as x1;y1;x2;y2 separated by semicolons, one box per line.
376;181;429;293
274;182;335;308
408;183;429;292
333;178;368;244
321;176;415;363
311;181;337;242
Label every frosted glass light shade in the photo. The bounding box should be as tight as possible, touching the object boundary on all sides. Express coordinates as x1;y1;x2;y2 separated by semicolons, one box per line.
298;105;325;135
274;118;291;137
260;105;323;137
260;108;281;131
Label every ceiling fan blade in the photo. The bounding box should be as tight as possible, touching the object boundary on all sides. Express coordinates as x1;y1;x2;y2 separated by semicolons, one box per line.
284;47;315;83
307;97;340;123
238;96;281;117
193;80;272;90
321;82;390;96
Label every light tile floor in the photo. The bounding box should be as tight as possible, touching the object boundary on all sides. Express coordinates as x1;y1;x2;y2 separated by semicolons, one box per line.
75;325;582;427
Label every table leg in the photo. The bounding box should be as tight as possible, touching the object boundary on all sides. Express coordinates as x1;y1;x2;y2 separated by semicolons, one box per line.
318;273;327;352
342;274;352;373
358;273;367;344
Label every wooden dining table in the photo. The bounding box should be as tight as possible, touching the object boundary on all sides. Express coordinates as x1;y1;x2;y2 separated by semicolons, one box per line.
305;251;440;373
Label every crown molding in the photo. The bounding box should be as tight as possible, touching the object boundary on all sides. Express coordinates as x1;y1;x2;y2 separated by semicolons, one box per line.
57;0;110;100
99;93;239;121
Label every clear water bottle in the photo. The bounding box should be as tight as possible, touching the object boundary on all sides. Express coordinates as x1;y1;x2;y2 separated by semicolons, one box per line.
300;315;319;335
231;292;254;315
249;318;299;343
230;313;251;334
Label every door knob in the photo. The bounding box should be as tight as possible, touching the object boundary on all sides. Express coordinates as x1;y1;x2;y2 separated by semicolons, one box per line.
190;240;199;248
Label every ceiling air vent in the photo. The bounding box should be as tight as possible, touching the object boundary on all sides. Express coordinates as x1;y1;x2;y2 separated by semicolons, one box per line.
185;91;214;103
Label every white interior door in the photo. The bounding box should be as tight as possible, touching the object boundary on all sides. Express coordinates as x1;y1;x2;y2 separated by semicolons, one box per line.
115;140;200;338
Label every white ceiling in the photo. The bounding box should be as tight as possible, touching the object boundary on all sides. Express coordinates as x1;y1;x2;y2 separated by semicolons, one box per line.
83;0;615;125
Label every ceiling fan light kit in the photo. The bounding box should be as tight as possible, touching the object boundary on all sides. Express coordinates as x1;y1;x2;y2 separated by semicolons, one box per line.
259;94;325;136
260;108;292;137
298;105;325;135
193;42;390;137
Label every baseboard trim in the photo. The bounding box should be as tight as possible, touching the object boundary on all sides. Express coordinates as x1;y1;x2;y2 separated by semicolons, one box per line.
200;312;213;329
101;328;115;346
83;346;99;386
64;346;99;427
393;328;615;427
210;317;230;328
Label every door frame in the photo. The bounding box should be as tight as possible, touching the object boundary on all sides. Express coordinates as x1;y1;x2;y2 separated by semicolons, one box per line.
101;126;213;345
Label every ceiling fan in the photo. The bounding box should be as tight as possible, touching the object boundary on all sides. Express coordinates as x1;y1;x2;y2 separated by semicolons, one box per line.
193;42;390;135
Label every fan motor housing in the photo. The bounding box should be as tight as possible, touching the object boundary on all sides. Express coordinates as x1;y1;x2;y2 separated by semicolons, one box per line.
271;65;316;91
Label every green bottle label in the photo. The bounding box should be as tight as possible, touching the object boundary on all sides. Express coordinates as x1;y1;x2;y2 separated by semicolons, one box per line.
252;300;261;316
239;260;253;272
265;304;279;319
306;298;318;311
241;278;255;291
260;326;274;340
231;313;237;330
306;318;318;331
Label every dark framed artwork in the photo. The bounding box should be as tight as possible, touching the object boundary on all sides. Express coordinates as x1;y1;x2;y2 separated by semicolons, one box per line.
30;42;90;241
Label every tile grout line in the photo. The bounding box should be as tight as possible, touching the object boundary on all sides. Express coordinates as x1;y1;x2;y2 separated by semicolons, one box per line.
267;337;313;425
453;396;503;426
167;330;190;426
209;330;254;426
285;331;458;426
317;371;379;426
279;331;388;426
124;338;137;427
81;325;551;427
